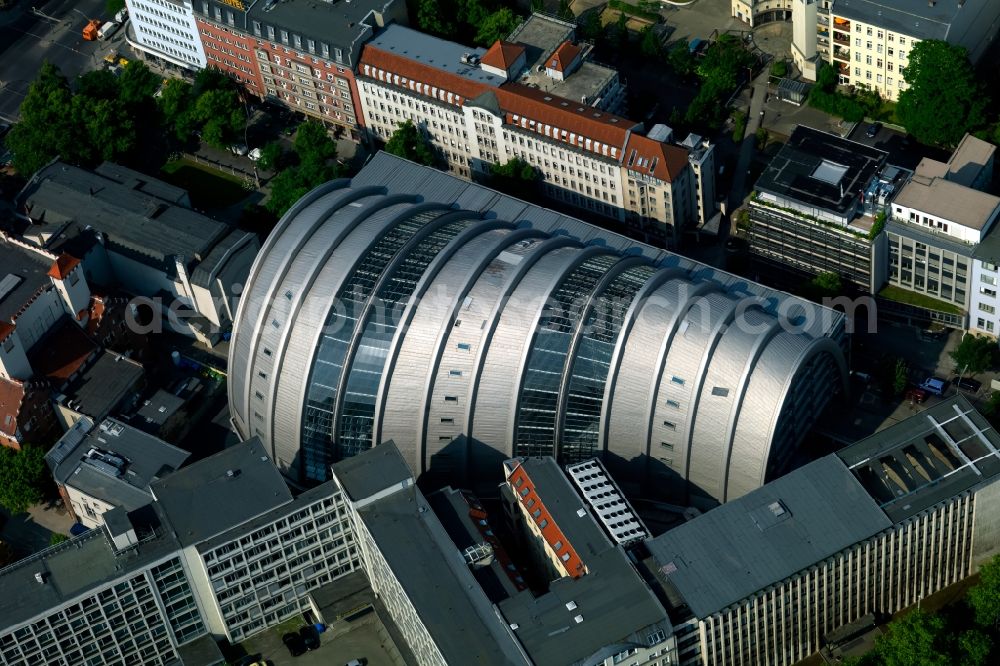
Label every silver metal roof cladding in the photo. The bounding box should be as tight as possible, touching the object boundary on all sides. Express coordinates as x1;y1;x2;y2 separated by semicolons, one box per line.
229;153;849;504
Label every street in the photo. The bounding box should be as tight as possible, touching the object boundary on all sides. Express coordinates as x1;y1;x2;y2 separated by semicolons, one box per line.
0;0;120;123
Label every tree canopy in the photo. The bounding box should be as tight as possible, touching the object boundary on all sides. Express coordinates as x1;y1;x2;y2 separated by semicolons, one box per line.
490;157;540;201
684;35;755;130
875;609;950;666
410;0;521;47
474;8;521;47
385;120;437;166
896;40;987;147
950;334;997;376
969;554;1000;629
0;445;49;515
265;122;344;216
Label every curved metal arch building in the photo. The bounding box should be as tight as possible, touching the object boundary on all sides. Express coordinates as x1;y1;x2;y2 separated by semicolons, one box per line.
230;153;848;505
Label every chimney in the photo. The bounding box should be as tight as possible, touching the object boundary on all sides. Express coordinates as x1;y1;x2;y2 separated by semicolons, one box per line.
34;572;45;584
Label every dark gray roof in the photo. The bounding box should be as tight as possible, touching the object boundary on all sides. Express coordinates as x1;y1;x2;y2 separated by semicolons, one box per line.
838;394;1000;523
646;455;892;618
93;162;190;205
755;125;887;216
151;438;293;546
247;0;391;56
190;229;256;288
0;513;181;631
63;351;145;420
332;440;413;503
46;417;189;512
18;161;230;268
0;238;52;323
497;458;671;665
356;486;526;666
832;0;956;42
365;24;507;87
136;389;185;427
973;224;1000;262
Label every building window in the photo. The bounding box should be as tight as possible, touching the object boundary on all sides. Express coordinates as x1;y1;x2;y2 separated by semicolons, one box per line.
671;376;685;385
553;540;563;550
979;303;996;314
539;519;548;528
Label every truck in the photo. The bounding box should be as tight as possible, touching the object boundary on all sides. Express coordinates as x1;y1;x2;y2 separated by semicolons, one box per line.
97;21;119;40
82;19;102;41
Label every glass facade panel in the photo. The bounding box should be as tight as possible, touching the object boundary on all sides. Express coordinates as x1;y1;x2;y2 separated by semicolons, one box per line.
336;216;479;458
300;209;450;480
514;254;619;458
561;264;656;462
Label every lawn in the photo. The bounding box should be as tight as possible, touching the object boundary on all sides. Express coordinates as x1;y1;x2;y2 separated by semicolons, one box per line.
878;284;963;315
160;159;249;209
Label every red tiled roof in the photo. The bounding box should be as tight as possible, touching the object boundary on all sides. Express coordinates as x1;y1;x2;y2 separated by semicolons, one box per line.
0;378;26;439
0;322;14;343
507;462;586;578
47;253;80;280
622;133;690;183
28;320;98;386
481;40;525;72
360;44;493;107
496;84;635;158
548;40;581;73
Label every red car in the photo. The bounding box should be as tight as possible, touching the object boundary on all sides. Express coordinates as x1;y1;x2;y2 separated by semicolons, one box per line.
906;387;928;403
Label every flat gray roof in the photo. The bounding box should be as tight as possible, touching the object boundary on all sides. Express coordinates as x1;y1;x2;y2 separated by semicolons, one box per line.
519;61;618;107
497;458;671;665
974;224;1000;263
646;455;892;618
0;238;52;323
151;438;292;546
832;0;955;41
365;24;506;87
838;394;1000;523
47;417;189;512
63;351;145;420
247;0;389;55
886;219;975;256
332;440;413;503
136;389;185;427
18;161;230;268
893;174;1000;231
0;510;180;631
357;486;527;665
507;12;575;75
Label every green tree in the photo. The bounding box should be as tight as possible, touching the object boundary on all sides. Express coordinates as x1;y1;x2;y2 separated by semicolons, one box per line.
874;608;949;666
294;121;337;164
893;357;908;396
157;79;197;141
6;62;77;174
640;27;661;59
117;62;161;106
71;94;136;163
192;89;245;149
579;11;603;42
385;120;436;166
490;157;539;200
869;210;886;240
556;0;573;20
685;36;754;129
755;126;769;150
474;8;521;47
896;40;987;147
950;334;996;376
807;271;843;298
0;446;49;515
265;168;313;217
49;533;69;546
106;0;126;16
76;69;120;101
667;43;695;77
413;0;456;38
968;554;1000;629
770;60;788;78
256;141;284;171
957;630;992;666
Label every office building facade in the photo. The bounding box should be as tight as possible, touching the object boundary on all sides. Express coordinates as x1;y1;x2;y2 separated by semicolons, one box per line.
647;395;1000;666
125;0;208;71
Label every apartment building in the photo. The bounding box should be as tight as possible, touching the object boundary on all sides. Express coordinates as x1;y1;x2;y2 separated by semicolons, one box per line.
971;234;1000;335
125;0;208;71
357;22;714;247
747;125;894;291
794;0;1000;97
885;135;1000;324
192;0;405;139
647;394;1000;666
45;417;190;529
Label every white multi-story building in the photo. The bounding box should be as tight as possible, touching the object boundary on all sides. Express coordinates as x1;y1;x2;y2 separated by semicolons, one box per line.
356;23;715;247
792;0;1000;97
125;0;207;70
648;394;1000;666
886;134;1000;320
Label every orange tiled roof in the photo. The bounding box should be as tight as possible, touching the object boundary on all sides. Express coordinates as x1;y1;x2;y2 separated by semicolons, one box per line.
548;40;581;73
496;84;635;158
360;44;493;107
481;40;526;72
623;133;690;183
47;253;80;280
0;378;26;439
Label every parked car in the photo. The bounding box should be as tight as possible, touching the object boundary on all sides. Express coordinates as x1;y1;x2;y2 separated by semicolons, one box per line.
866;123;881;138
248;147;262;162
919;377;948;396
230;143;248;156
299;625;320;651
282;633;305;657
906;387;928;403
954;377;982;393
345;660;365;666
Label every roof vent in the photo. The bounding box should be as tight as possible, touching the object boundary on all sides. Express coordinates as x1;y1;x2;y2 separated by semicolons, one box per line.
574;614;584;623
565;601;577;611
576;507;587;517
34;572;45;584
